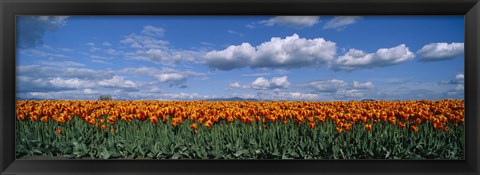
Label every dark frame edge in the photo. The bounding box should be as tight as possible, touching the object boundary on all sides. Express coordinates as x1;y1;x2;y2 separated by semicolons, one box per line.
465;2;480;174
1;0;16;174
1;0;480;175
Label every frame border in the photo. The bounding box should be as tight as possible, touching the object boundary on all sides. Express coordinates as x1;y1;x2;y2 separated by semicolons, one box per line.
1;0;479;175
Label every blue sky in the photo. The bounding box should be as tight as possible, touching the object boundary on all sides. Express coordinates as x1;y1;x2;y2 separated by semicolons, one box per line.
16;16;464;101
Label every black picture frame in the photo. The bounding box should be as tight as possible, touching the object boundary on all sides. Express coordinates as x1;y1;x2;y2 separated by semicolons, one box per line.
1;0;479;174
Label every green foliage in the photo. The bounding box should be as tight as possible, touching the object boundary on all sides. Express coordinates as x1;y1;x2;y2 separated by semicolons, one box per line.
16;118;464;159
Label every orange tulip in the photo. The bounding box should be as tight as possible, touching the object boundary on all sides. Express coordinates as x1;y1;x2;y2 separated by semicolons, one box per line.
190;123;198;130
415;118;422;124
336;127;343;133
433;122;443;130
204;120;213;128
55;129;62;134
397;121;405;128
410;125;419;132
364;124;372;132
40;116;48;123
444;126;449;132
149;117;158;124
308;121;316;129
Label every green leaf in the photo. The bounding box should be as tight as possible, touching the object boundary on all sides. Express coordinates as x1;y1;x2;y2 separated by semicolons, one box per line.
100;148;111;159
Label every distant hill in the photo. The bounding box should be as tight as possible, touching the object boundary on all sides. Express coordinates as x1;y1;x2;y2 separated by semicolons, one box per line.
206;97;258;101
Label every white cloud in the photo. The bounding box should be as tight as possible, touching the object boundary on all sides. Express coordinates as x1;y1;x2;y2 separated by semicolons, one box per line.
154;73;186;82
456;73;464;80
309;79;347;92
442;73;464;98
141;25;165;37
336;89;364;98
323;16;362;31
454;84;464;91
83;88;98;95
229;82;249;89
49;77;95;89
121;34;169;50
271;76;290;88
251;76;290;90
331;44;415;71
251;77;271;90
86;42;96;47
121;67;205;87
98;76;137;90
417;42;464;61
205;34;336;70
260;16;320;29
439;73;464;85
352;81;375;89
120;27;199;65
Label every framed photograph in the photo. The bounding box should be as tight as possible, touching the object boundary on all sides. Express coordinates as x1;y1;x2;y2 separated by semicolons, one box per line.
1;0;479;174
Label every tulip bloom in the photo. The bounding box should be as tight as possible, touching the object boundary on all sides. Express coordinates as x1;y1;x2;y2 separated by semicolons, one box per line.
397;121;406;128
55;129;62;134
364;124;372;132
410;125;419;132
190;123;198;130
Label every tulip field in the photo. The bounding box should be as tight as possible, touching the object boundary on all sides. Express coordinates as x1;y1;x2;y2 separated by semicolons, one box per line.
15;99;464;159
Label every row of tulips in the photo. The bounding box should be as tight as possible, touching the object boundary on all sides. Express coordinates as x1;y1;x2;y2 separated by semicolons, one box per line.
15;99;464;159
16;99;464;133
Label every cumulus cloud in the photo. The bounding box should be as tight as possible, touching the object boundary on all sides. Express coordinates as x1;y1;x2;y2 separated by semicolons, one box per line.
98;76;138;91
352;81;375;89
16;65;139;96
336;89;364;98
442;73;464;98
83;88;98;95
49;77;96;89
260;16;320;29
417;42;464;61
205;34;336;70
309;79;347;92
331;44;415;71
439;73;464;85
304;79;377;100
251;76;290;90
323;16;362;31
229;82;249;89
121;67;205;87
17;16;69;48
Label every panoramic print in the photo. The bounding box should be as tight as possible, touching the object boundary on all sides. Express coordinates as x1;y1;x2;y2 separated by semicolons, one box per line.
16;16;464;159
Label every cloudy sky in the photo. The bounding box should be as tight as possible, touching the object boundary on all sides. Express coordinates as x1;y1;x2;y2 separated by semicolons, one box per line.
16;16;464;101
